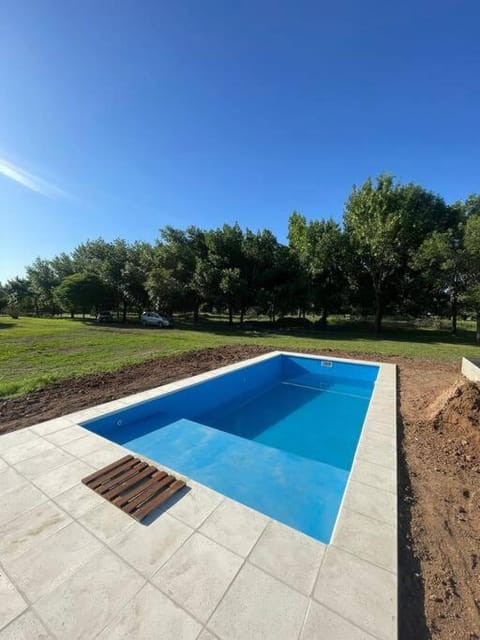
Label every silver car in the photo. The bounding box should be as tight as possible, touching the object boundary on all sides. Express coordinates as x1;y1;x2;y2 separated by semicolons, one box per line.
141;311;171;327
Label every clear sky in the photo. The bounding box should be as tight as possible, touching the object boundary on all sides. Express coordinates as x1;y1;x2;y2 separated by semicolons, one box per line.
1;0;479;281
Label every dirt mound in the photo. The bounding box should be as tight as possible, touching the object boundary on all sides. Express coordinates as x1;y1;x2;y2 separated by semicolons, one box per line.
423;379;466;422
402;379;480;638
430;382;480;441
426;382;480;474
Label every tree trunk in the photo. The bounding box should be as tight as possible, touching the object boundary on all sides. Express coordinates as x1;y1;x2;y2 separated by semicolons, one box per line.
228;305;233;325
193;303;199;324
476;311;480;343
451;293;458;335
374;287;383;335
70;311;74;319
320;308;328;328
122;301;127;323
240;308;245;324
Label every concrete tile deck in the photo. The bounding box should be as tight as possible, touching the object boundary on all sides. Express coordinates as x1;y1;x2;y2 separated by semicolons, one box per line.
314;546;396;639
0;572;27;630
0;351;397;639
0;501;72;562
96;583;202;640
3;522;102;602
54;481;104;518
110;512;192;578
0;483;47;525
0;467;27;496
154;533;243;623
209;562;309;639
14;447;74;479
301;601;377;639
33;548;146;640
249;520;325;595
199;498;269;557
2;437;56;465
0;611;51;640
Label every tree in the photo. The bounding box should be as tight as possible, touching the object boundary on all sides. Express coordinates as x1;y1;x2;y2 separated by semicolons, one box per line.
253;244;302;322
344;174;452;333
146;266;184;313
0;283;8;314
462;214;480;342
72;239;126;319
72;238;112;276
50;252;75;281
344;175;404;333
148;226;207;320
242;229;283;322
459;193;480;218
288;212;345;325
199;224;248;324
121;242;154;317
54;274;111;318
4;277;34;315
219;267;247;324
26;258;60;315
413;225;465;334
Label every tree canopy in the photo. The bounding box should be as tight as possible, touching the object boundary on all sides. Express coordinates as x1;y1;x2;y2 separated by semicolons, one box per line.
3;174;480;339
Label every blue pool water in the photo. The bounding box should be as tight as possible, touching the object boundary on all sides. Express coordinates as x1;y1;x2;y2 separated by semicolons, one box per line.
83;354;378;542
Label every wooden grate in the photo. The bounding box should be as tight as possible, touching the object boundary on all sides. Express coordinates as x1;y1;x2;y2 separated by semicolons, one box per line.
82;455;186;522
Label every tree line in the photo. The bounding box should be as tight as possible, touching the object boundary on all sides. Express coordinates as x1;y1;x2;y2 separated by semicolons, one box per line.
2;174;480;337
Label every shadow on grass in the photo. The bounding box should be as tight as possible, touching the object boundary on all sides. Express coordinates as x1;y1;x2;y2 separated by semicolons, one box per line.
397;371;430;640
0;321;16;329
69;316;174;331
50;313;480;350
170;316;479;349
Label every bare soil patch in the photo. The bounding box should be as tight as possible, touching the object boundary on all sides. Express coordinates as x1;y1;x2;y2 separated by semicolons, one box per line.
1;344;479;639
399;371;480;640
0;346;271;432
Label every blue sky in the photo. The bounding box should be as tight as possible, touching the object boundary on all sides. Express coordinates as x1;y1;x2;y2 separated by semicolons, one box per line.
1;0;479;281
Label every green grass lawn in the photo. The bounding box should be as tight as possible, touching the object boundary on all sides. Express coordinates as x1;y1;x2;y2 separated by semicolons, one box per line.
1;314;478;398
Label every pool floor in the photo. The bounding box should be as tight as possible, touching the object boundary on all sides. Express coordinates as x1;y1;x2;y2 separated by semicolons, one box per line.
110;417;348;541
96;378;370;541
197;378;370;471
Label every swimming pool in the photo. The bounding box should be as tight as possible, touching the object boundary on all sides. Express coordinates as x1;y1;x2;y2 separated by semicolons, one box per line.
83;353;379;543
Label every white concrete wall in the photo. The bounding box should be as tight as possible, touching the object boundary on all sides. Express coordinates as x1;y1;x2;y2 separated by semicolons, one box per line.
461;357;480;381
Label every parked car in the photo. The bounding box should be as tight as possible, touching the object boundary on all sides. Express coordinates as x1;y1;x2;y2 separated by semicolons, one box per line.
95;311;114;323
141;311;171;327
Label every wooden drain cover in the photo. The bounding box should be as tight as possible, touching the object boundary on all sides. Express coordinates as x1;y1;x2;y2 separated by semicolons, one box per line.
82;455;186;522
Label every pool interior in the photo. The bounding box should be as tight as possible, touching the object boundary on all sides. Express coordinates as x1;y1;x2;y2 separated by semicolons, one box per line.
83;354;378;542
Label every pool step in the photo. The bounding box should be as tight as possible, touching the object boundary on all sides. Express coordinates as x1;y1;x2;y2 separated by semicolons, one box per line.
82;454;186;522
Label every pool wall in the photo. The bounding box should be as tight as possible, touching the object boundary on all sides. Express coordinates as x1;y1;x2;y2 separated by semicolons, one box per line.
84;353;378;438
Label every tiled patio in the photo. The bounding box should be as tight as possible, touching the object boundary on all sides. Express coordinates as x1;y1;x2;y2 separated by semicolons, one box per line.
0;353;397;639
